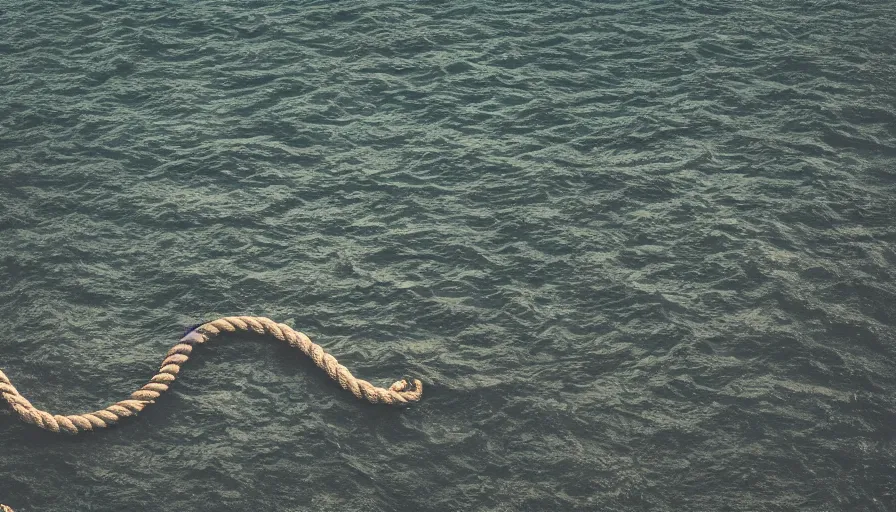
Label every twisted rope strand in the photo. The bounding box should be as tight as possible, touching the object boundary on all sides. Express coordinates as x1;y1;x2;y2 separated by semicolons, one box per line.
0;316;422;435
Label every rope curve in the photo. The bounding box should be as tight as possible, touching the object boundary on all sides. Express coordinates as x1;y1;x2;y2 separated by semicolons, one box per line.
0;316;422;436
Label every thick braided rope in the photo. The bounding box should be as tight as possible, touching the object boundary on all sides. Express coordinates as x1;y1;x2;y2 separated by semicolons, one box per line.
0;316;422;435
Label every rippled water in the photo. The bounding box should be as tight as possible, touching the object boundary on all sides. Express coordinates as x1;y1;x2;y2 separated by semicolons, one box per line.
1;1;895;510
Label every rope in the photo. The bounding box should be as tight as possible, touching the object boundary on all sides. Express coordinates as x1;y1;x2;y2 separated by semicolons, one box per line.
0;316;422;435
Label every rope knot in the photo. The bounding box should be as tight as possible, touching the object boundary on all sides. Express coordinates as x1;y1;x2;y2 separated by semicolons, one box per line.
389;377;423;403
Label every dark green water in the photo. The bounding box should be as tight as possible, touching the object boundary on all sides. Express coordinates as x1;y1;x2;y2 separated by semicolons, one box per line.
1;1;895;510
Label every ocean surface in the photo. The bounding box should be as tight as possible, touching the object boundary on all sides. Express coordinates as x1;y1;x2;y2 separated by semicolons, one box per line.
1;1;894;510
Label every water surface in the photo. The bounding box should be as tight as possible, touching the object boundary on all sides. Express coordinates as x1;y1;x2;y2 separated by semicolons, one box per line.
1;1;895;510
